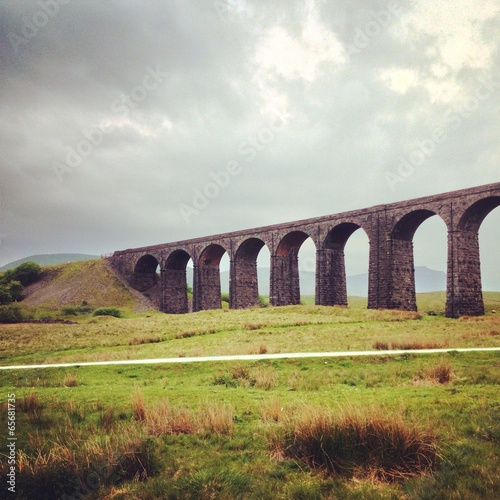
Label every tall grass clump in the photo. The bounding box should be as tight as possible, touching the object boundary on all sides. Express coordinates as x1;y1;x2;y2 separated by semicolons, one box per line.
2;422;157;499
199;402;235;436
19;391;44;424
144;400;197;436
131;392;234;437
269;405;439;481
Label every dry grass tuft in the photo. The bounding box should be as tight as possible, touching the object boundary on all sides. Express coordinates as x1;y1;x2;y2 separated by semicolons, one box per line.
129;336;162;345
199;402;235;436
99;405;115;431
131;392;234;436
144;400;196;436
63;374;78;387
414;363;454;385
12;423;154;495
259;397;285;422
390;341;446;350
269;405;439;482
132;390;146;422
244;323;264;330
19;391;44;424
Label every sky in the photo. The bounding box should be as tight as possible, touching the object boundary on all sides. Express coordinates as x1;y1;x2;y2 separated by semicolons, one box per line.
0;0;499;288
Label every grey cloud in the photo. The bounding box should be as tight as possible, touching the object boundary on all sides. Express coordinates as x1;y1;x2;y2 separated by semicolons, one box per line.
0;0;498;288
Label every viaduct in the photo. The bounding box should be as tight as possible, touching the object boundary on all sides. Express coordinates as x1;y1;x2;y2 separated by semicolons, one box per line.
109;182;500;318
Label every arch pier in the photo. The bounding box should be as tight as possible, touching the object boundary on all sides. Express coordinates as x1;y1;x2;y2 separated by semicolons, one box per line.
109;183;499;318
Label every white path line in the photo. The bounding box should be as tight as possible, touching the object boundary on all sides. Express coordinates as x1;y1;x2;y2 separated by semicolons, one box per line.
0;347;499;370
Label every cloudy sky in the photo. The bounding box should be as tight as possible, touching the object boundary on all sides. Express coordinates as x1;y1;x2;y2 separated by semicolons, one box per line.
0;0;499;288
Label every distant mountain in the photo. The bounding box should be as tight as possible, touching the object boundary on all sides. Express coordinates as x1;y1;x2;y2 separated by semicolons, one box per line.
0;253;99;271
191;266;447;297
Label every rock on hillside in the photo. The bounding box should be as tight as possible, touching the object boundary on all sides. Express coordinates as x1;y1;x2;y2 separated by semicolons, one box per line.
22;259;157;312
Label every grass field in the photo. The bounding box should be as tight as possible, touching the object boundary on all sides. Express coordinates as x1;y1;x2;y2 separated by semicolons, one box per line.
0;293;499;498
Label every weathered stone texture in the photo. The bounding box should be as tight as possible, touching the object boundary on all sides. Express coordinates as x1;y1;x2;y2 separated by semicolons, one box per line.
108;182;500;318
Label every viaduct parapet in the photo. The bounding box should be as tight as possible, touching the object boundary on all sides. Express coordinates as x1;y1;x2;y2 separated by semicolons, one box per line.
109;182;500;318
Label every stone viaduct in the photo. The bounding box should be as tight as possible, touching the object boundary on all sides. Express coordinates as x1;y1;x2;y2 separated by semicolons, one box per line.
109;182;500;318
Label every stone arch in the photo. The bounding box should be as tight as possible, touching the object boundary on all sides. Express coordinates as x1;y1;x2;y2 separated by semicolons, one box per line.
232;238;268;309
389;210;447;311
271;230;314;305
319;222;370;306
391;209;438;241
325;222;363;250
162;249;192;314
276;230;310;256
194;243;228;311
457;196;500;232
132;254;160;292
446;196;500;317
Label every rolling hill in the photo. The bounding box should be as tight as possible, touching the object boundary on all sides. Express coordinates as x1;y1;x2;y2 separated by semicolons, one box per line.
0;253;99;271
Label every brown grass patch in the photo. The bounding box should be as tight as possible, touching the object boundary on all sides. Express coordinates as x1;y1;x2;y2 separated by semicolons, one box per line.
414;363;454;385
129;336;162;345
244;323;264;330
144;400;196;435
390;341;446;350
131;393;234;436
19;391;44;424
373;341;389;350
269;405;439;482
63;374;78;387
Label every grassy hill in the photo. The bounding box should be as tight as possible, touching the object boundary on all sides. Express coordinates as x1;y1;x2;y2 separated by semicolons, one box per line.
21;259;153;311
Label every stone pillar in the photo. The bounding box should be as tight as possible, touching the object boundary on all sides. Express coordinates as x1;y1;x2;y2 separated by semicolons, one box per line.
161;269;188;314
231;257;259;309
367;212;390;310
193;264;221;311
270;250;300;306
316;247;347;306
387;238;417;311
446;230;483;317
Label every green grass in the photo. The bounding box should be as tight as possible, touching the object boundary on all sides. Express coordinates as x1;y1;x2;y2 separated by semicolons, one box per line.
0;300;499;366
0;352;498;498
0;295;499;498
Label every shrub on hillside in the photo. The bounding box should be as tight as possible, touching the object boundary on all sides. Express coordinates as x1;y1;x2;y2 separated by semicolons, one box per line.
3;261;42;286
0;285;12;305
62;304;94;316
0;304;28;323
0;261;42;305
93;307;122;318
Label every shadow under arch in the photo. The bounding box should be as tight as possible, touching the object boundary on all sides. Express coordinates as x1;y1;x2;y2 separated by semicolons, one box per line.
389;209;447;311
194;243;228;311
447;195;500;317
319;222;369;306
271;230;314;306
163;249;192;314
132;254;160;292
232;237;268;309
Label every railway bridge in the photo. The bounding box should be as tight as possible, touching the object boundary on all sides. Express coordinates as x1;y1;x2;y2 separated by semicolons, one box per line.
109;182;500;317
